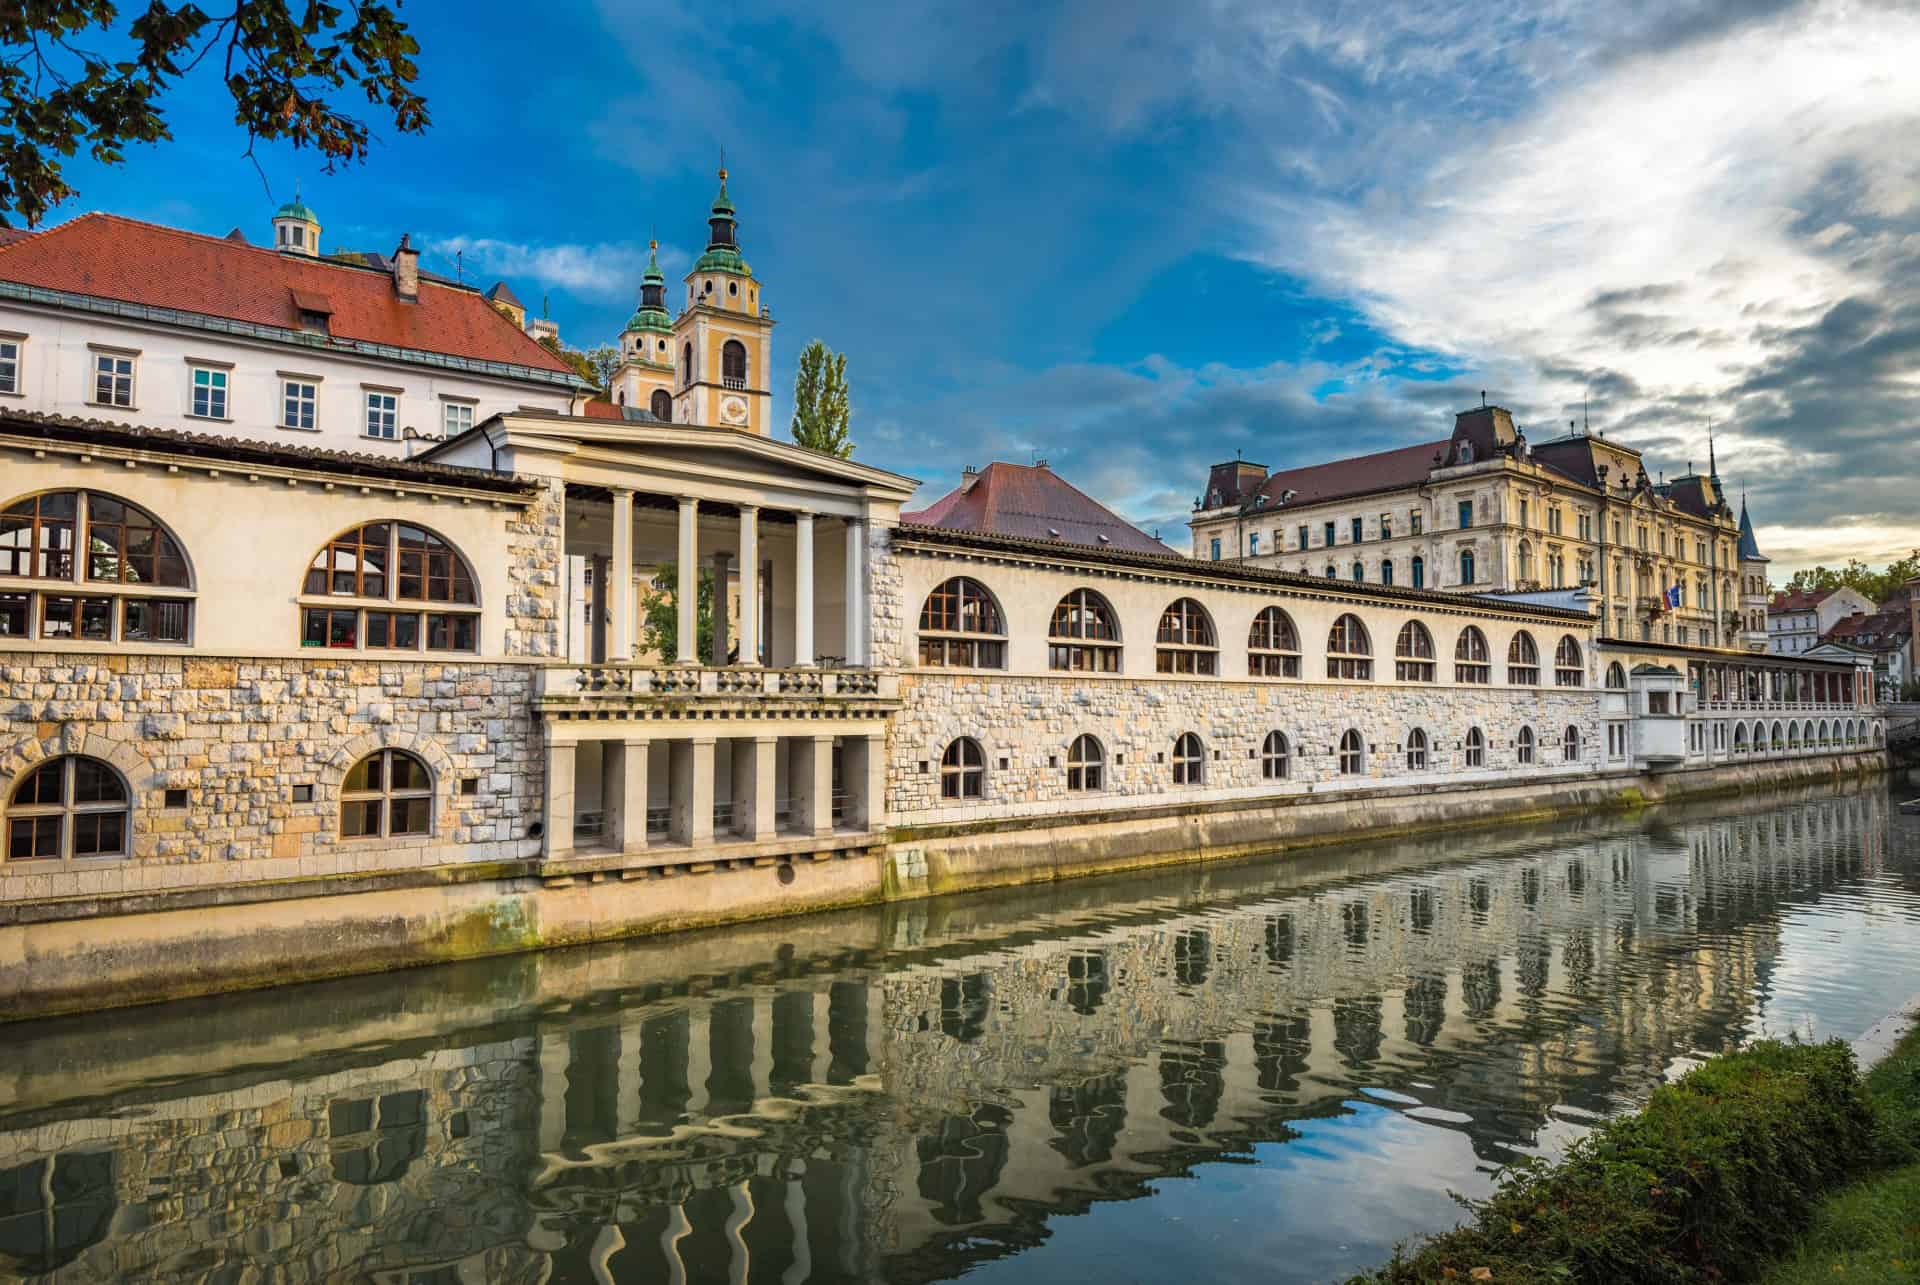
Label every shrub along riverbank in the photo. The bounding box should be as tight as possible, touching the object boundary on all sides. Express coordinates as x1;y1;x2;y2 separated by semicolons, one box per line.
1347;1029;1920;1284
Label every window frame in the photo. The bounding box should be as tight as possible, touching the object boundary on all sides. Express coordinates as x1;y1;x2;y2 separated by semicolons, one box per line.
1516;725;1536;765
91;349;135;408
6;754;131;863
918;576;1007;669
1394;620;1435;682
1155;598;1218;676
1337;729;1365;776
339;748;434;840
187;362;230;420
1260;730;1290;780
298;521;481;654
0;334;22;396
1507;631;1540;685
1326;613;1372;681
1455;626;1490;683
280;377;319;431
1049;588;1121;673
1066;733;1105;792
441;399;476;437
1247;606;1301;678
364;389;399;440
1563;725;1581;762
0;490;195;646
939;737;986;800
1465;726;1486;768
1554;634;1584;687
1171;732;1205;786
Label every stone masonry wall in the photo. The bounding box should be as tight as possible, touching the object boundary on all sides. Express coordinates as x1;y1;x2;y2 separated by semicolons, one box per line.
0;653;544;903
868;522;905;669
505;475;566;658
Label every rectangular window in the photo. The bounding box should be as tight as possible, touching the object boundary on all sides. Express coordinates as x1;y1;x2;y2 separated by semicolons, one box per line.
189;366;228;418
1247;531;1259;555
1410;511;1422;535
1297;524;1309;550
1350;517;1363;543
0;337;19;394
365;391;398;440
302;606;360;648
1209;537;1221;561
93;352;134;407
426;613;477;652
0;591;28;636
40;595;113;640
121;598;190;643
1458;500;1473;529
442;401;475;436
1649;691;1671;714
1519;499;1529;528
281;380;317;430
1380;514;1392;540
365;611;421;650
1323;521;1336;547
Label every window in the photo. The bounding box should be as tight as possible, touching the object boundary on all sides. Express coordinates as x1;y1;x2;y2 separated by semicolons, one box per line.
1351;517;1363;543
681;341;694;387
1247;606;1300;677
918;577;1005;667
1548;507;1563;536
1606;661;1627;689
1324;564;1336;579
442;401;475;436
300;522;479;653
1209;538;1222;561
1247;532;1260;555
364;390;398;440
1327;613;1372;680
1649;690;1670;715
1455;626;1491;683
1297;524;1309;550
1517;540;1533;582
0;336;20;394
1465;726;1486;768
1381;559;1394;586
1324;521;1336;547
1405;727;1429;770
1563;725;1581;762
1394;621;1435;681
1516;725;1536;765
1067;734;1104;791
1459;549;1475;583
188;365;228;419
1457;500;1473;529
1260;731;1290;780
1410;555;1424;589
1155;598;1217;675
281;379;317;430
1337;729;1364;775
0;490;194;644
1554;635;1584;686
92;351;134;407
1507;631;1539;684
1049;588;1121;672
940;738;986;800
722;339;748;388
6;755;129;862
329;1090;427;1186
340;749;433;838
1172;733;1205;785
1351;560;1365;582
650;388;673;420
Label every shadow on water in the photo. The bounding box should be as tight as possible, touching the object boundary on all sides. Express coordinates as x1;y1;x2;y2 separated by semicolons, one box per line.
4;777;1920;1283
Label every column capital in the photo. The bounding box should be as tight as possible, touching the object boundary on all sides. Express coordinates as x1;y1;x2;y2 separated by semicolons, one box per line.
792;509;814;524
677;494;700;508
737;502;761;516
609;485;636;499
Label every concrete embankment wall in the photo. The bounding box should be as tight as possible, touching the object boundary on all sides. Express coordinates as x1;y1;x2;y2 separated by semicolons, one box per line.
0;752;1887;1022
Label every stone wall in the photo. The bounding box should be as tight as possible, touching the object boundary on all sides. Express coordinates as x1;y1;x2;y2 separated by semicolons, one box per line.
868;522;905;669
0;653;544;903
505;476;566;658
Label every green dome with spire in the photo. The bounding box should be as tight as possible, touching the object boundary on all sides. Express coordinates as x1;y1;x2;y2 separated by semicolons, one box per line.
624;239;674;334
274;199;318;223
692;166;752;276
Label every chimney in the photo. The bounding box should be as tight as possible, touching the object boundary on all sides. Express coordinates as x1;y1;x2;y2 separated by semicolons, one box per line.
959;465;982;494
391;233;419;301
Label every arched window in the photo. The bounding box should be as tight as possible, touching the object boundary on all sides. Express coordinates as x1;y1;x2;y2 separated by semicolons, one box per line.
1381;559;1394;586
6;755;129;861
1507;631;1539;685
1455;626;1490;683
1563;725;1581;762
301;523;480;653
1049;589;1120;672
1817;720;1829;746
1067;734;1104;791
340;749;432;838
1324;564;1337;579
1517;540;1533;583
1554;635;1583;686
1260;731;1290;780
1516;725;1536;765
1327;613;1372;680
1411;555;1425;589
1606;661;1627;689
918;577;1005;667
649;388;672;420
1337;729;1365;775
721;339;748;388
0;490;195;643
1156;599;1217;675
1465;726;1486;768
1248;606;1300;678
1171;733;1205;785
1394;621;1435;682
681;341;694;388
1459;549;1475;584
939;737;985;799
1351;560;1365;582
1787;721;1800;749
1405;727;1429;770
1771;721;1785;752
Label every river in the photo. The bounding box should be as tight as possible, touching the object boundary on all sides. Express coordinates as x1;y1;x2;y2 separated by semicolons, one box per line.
3;780;1919;1283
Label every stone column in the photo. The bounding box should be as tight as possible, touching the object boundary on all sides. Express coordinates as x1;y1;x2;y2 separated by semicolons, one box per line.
544;738;576;857
841;735;885;831
711;549;732;666
794;512;815;667
610;488;635;663
677;496;699;664
738;505;760;666
733;736;777;841
669;737;716;845
792;735;836;836
607;738;648;853
843;518;866;666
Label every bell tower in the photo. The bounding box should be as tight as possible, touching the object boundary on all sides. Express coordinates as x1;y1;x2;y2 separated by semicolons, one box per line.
610;240;677;420
671;167;775;433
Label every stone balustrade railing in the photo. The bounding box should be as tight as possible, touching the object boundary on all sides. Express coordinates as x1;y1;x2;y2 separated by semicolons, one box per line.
535;663;897;703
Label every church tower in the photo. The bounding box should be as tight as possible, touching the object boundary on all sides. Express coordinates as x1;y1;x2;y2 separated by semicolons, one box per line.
610;240;677;420
671;168;775;434
1736;496;1770;653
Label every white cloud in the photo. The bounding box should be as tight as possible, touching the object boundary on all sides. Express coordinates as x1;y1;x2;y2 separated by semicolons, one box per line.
431;235;678;300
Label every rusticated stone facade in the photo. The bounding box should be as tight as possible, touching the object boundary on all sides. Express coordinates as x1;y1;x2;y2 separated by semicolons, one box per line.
0;654;544;902
868;522;905;669
505;476;567;658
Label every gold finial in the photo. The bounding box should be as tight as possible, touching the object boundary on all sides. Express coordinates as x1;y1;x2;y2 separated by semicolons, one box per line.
649;237;658;251
718;166;728;181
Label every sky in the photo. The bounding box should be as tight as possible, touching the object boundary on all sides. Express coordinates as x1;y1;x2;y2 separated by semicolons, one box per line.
33;0;1920;577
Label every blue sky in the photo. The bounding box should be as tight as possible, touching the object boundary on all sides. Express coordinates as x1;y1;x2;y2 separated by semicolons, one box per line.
32;0;1920;573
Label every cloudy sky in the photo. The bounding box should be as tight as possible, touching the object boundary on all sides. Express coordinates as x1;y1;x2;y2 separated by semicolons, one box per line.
45;0;1920;574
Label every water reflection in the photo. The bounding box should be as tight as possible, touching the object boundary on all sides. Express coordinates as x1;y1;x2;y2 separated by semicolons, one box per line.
4;783;1919;1284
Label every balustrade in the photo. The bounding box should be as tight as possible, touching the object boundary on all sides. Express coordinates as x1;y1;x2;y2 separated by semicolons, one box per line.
539;663;897;704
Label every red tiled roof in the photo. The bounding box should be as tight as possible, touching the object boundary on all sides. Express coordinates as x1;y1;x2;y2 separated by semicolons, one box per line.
903;461;1176;555
0;227;32;249
1821;608;1911;651
1246;438;1449;509
0;213;574;378
581;398;626;420
1770;588;1836;613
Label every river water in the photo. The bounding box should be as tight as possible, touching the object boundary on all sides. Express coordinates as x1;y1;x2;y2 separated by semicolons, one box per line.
4;780;1920;1284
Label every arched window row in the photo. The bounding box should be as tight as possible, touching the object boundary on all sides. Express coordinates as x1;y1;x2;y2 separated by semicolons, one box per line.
300;522;481;654
0;490;194;644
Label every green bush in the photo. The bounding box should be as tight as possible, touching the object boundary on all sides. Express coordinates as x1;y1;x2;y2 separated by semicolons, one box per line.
1350;1041;1878;1284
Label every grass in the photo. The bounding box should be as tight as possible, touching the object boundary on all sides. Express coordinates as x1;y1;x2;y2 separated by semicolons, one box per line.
1758;1017;1920;1285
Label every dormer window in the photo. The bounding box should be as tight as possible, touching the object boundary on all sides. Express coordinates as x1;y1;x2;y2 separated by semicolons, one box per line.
1458;441;1474;463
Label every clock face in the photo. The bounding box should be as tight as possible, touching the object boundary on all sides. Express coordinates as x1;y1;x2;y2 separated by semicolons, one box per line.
721;395;749;425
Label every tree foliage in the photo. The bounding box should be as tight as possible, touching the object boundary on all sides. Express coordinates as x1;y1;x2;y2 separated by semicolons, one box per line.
640;562;713;665
1;1;430;228
1783;550;1920;606
582;345;621;391
790;338;852;458
536;333;598;389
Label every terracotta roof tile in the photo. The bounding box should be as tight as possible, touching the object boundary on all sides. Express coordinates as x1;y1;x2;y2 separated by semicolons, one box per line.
903;462;1176;555
1244;438;1448;510
0;212;574;378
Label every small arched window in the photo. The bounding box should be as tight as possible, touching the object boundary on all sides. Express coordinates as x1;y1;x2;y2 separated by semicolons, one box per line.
1156;599;1217;675
1171;733;1205;785
1455;626;1490;683
1337;729;1365;776
1459;549;1476;584
1554;635;1584;687
722;339;748;388
1563;725;1581;762
1324;564;1337;579
1248;606;1300;678
1465;726;1486;768
1507;631;1539;685
1788;721;1800;749
6;754;129;861
940;737;986;799
1517;540;1533;582
1734;723;1749;753
649;389;672;420
1771;721;1785;752
1405;727;1429;770
1;490;195;643
1516;725;1536;765
1260;731;1290;780
681;341;694;387
1067;734;1104;791
1394;621;1435;682
341;749;433;839
918;577;1005;667
1351;560;1365;582
1411;555;1425;589
1049;589;1120;672
1327;613;1372;680
1606;661;1628;689
301;523;480;653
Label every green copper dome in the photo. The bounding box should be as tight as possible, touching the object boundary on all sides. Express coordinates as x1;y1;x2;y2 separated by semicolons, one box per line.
692;166;750;276
275;200;318;224
693;245;751;274
624;309;674;335
624;239;674;334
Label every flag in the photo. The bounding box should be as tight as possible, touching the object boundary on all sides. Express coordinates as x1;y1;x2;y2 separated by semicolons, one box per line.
1666;584;1682;609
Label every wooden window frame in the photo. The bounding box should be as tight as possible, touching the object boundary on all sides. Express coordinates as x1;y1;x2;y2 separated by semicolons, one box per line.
5;755;130;863
339;749;434;840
